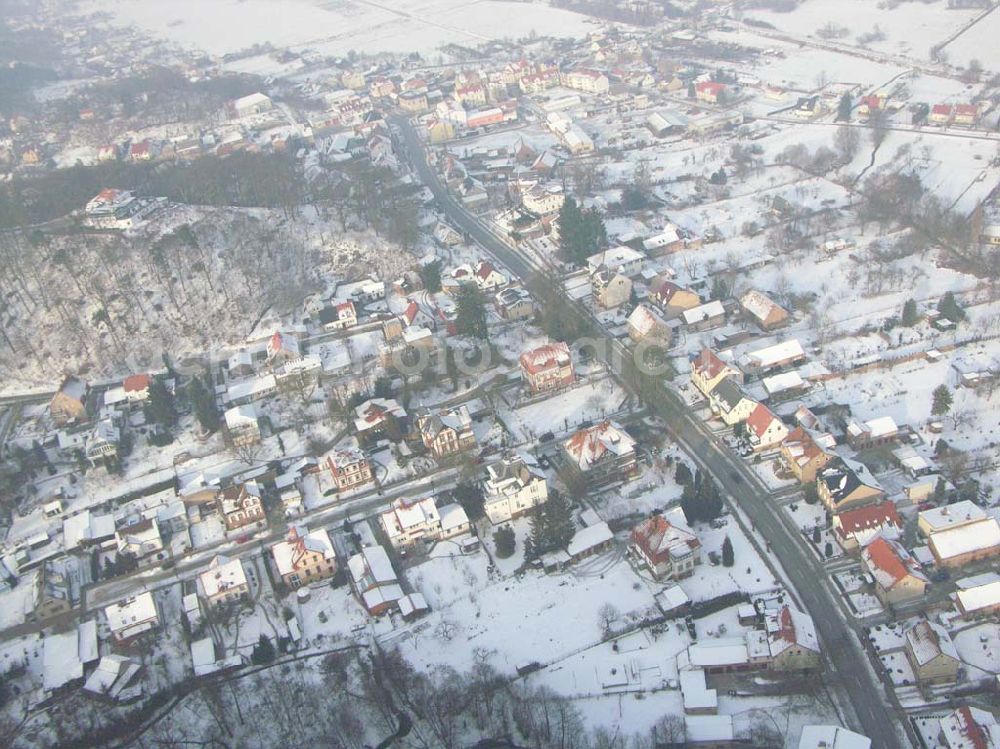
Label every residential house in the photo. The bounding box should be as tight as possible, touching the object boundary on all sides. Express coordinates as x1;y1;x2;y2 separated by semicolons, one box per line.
930;104;953;125
473;260;507;291
271;527;337;588
682;300;726;331
417;406;477;458
767;605;821;671
846;416;899;449
816;458;885;512
217;481;267;534
494;286;535;321
954;104;979;126
650;280;701;319
780;427;835;484
586;246;644;278
937;706;999;749
861;537;928;605
29;564;73;622
591;268;632;309
561;421;638;488
521;185;564;216
482;451;549;524
438;503;472;539
121;374;152;402
321;301;357;331
630;509;701;580
690;348;743;399
642;226;688;255
353;398;406;445
929;516;1000;569
627;303;672;345
562;68;610;94
224;404;261;447
739;290;789;330
380;497;441;548
741;339;806;374
708;377;757;426
51;376;89;425
104;592;159;642
326;446;374;492
348;545;403;616
519;342;575;394
695;81;727;104
199;556;249;608
832;501;901;551
115;518;164;560
904;620;961;684
743;404;789;452
266;331;300;365
86;419;120;466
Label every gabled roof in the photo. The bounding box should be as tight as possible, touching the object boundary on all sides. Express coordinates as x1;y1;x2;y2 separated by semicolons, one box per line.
862;537;926;590
835;501;900;538
692;347;733;381
122;374;151;393
631;511;699;565
711;376;751;411
745;403;780;439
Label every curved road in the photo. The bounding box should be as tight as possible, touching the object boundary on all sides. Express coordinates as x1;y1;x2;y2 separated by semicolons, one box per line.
390;114;911;749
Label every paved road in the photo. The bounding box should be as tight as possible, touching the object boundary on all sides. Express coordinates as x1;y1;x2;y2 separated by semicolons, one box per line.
392;114;911;749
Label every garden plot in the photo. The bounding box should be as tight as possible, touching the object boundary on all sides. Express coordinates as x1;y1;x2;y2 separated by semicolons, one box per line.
391;557;659;676
502;378;628;443
292;583;372;647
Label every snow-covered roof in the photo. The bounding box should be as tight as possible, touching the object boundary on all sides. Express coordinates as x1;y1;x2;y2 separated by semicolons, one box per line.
956;580;1000;615
744;339;805;369
271;528;336;577
919;500;986;532
767;604;819;656
381;497;439;538
438;503;470;533
563;420;636;471
348;545;397;589
199;556;247;598
104;591;158;636
43;630;82;691
191;637;218;676
687;638;748;668
798;725;871;749
763;371;805;395
681;300;724;326
905;620;959;666
930;517;1000;561
938;706;998;749
679;668;717;712
566;521;613;557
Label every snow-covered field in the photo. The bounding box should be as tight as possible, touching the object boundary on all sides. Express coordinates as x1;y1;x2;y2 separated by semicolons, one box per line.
82;0;595;59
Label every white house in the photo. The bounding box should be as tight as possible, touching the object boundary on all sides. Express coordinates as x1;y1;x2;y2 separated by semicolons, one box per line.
482;452;549;524
379;497;441;548
586;246;645;278
105;592;159;642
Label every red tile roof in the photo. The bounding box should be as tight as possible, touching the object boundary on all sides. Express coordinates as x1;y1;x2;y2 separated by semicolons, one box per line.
123;374;151;393
746;403;778;439
864;537;909;584
835;501;900;538
692;348;730;381
519;342;571;375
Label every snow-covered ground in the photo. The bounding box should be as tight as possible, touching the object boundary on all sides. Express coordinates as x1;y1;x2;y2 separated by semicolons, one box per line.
82;0;596;60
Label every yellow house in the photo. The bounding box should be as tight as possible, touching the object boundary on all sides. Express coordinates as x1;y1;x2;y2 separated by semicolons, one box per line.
271;527;337;589
861;537;928;606
904;621;960;685
816;458;884;512
780;427;835;484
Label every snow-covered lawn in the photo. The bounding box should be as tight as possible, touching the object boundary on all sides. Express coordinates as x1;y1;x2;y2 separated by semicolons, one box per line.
953;622;1000;675
502;378;629;442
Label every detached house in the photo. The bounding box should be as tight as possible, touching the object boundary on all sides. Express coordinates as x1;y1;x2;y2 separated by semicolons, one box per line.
199;556;249;608
861;537;928;606
630;509;701;580
937;706;999;749
224;404;261;447
780;427;835;484
482;452;549;524
520;342;575;394
766;605;821;671
904;620;961;685
266;331;300;365
928;516;1000;569
562;421;638;488
105;592;159;643
739;289;789;331
627;304;672;345
380;497;441;548
591;268;632;309
690;348;742;399
271;527;337;589
326;445;374;492
494;286;535;321
743;404;788;452
217;481;267;534
353;398;406;445
816;458;884;512
417;405;477;458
